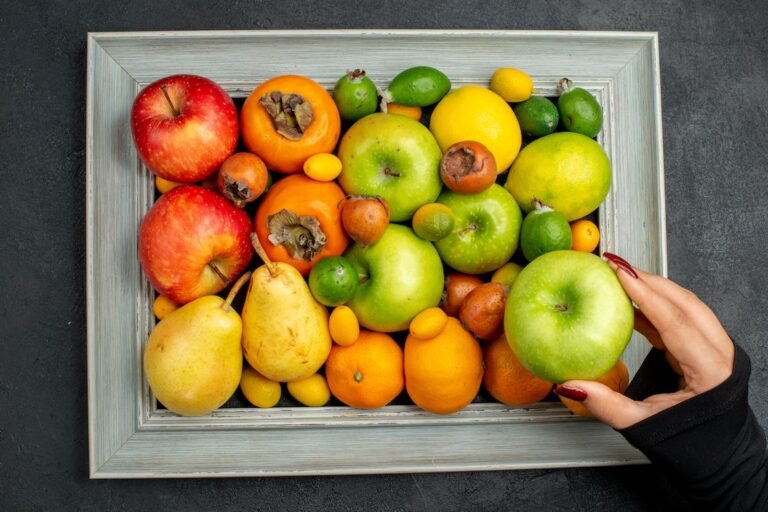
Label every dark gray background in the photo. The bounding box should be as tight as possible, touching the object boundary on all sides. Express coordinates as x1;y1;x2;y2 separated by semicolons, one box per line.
2;1;766;510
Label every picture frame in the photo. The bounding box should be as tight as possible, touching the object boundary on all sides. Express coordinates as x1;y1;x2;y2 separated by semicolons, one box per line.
86;29;666;478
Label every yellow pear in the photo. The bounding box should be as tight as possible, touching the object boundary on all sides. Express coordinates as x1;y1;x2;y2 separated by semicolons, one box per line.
242;234;331;382
143;272;250;416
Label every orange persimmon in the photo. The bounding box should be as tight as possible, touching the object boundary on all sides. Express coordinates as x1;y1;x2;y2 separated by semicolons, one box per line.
254;174;349;275
240;75;341;174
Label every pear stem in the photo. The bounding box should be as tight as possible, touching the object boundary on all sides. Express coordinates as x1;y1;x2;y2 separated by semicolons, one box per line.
221;271;251;311
250;233;279;277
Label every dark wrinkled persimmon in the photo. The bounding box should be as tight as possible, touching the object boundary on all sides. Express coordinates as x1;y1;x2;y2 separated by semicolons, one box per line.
440;272;484;317
216;152;269;208
439;140;497;194
339;195;390;246
459;282;509;340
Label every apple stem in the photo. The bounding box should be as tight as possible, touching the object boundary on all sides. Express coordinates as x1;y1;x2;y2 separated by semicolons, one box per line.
208;262;229;284
160;85;180;117
222;271;251;311
250;233;279;277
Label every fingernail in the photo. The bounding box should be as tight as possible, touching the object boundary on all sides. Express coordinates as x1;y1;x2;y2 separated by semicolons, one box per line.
603;252;639;279
554;384;588;402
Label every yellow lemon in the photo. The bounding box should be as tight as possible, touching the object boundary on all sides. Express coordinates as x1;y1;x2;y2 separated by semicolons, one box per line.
240;366;281;408
287;373;331;407
429;85;521;173
490;67;534;103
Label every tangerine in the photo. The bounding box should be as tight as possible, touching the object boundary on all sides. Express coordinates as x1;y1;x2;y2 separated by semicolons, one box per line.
325;330;404;409
404;317;483;414
483;334;552;406
559;360;629;417
570;219;600;253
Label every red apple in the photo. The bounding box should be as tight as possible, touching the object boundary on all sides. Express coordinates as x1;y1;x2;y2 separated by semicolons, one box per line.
131;74;239;183
139;185;253;304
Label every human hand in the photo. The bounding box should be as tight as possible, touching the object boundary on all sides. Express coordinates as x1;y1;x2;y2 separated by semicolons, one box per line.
554;253;735;430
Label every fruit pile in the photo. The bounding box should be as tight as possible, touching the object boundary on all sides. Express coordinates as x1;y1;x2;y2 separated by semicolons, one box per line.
134;67;634;418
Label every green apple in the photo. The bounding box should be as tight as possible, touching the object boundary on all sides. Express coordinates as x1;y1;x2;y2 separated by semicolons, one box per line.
337;113;443;222
504;250;634;383
434;184;522;274
344;224;444;332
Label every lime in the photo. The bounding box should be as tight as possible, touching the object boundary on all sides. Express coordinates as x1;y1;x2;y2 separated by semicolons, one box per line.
490;67;534;103
520;205;573;261
557;78;603;138
308;256;359;307
504;131;611;221
513;96;559;138
412;203;455;241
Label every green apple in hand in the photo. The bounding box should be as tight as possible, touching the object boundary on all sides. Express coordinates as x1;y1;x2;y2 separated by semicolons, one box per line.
434;184;522;274
344;224;444;332
504;250;634;383
337;113;443;222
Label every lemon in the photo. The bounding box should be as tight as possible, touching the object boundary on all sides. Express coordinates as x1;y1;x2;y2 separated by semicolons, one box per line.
429;85;522;173
505;132;611;221
287;373;331;407
240;366;281;408
412;203;455;241
490;67;534;103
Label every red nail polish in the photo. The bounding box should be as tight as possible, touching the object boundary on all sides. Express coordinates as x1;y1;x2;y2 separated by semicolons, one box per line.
554;384;588;402
603;252;639;279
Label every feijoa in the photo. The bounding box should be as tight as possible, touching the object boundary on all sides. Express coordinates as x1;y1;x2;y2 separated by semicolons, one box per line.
332;69;378;123
519;203;573;262
557;78;603;138
513;96;559;138
382;66;451;107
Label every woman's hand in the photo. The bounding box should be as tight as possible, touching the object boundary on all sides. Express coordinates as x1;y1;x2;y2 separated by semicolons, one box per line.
554;252;735;430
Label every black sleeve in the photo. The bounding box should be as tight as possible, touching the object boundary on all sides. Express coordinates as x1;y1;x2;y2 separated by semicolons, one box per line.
617;344;768;511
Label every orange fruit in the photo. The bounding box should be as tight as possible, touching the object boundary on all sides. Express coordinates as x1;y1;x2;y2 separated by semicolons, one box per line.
152;294;179;319
559;360;629;417
570;219;600;253
325;330;404;409
386;102;422;121
483;334;552;406
328;305;360;346
404;317;483;414
409;307;449;340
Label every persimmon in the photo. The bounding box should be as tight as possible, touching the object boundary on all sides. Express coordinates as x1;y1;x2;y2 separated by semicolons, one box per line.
440;272;484;316
254;174;348;276
240;75;341;174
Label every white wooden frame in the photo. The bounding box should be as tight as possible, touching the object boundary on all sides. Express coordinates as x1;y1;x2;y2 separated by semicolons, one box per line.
86;30;666;478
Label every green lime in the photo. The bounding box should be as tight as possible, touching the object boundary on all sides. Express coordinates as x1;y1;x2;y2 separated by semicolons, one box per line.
513;96;559;138
557;78;603;138
308;256;360;307
412;203;455;241
332;69;378;123
520;204;573;261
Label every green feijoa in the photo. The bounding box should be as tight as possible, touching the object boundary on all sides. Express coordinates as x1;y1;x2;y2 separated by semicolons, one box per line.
557;78;604;138
332;69;378;123
513;96;559;138
383;66;451;107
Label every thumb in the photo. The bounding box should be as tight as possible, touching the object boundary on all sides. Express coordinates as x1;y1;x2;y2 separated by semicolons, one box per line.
556;380;646;430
